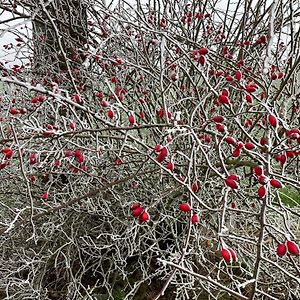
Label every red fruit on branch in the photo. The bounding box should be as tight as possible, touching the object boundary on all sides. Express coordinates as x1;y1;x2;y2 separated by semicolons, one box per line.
286;241;300;255
139;211;150;223
212;115;224;123
225;136;237;145
179;203;191;212
160;147;168;157
166;161;174;171
232;147;241;157
77;154;85;163
235;71;242;81
236;141;244;149
227;174;240;181
42;192;49;200
270;179;283;188
245;142;255;150
199;55;205;66
107;109;114;119
192;182;199;192
69;120;75;130
157;153;165;162
191;214;199;224
132;206;144;217
276;243;287;257
245;84;257;93
2;148;13;159
219;94;230;105
268;114;278;127
224;178;239;189
245;94;252;103
257;186;266;198
10;108;20;115
258;175;269;185
277;72;284;79
198;47;208;55
140;111;145;119
254;166;264;176
128;114;135;125
154;144;162;152
221;248;232;262
216;123;226;133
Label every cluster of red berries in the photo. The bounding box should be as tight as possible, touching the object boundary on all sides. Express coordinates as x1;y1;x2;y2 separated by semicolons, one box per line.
179;202;199;224
277;240;299;257
221;247;237;263
2;148;14;159
190;47;208;65
253;166;283;198
224;174;240;189
154;144;169;163
130;202;150;223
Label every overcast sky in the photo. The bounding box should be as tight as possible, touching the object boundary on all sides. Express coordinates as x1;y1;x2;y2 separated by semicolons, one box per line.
0;0;294;65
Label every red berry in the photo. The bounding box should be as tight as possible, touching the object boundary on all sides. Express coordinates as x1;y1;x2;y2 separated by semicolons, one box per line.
216;123;225;133
140;111;145;119
166;161;174;171
245;95;252;103
224;178;239;189
227;174;240;181
221;248;232;262
219;94;230;105
160;147;168;157
154;144;162;152
107;109;114;119
276;243;287;257
69;120;75;130
258;175;269;185
232;147;241;157
235;71;242;81
128;114;135;124
286;241;300;255
270;179;283;188
192;182;199;193
191;214;199;224
268;114;278;127
245;84;257;93
10;108;20;115
212;115;224;123
199;55;205;66
209;69;215;75
236;141;244;149
179;203;191;212
77;153;85;163
254;166;264;176
2;148;13;159
245;142;255;150
198;47;208;55
42;192;48;200
257;186;266;198
157;153;166;162
260;137;267;146
225;136;237;145
139;211;150;223
132;206;144;217
277;72;284;79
